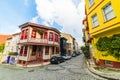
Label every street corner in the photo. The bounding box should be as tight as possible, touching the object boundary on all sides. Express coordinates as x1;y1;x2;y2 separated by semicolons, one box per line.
86;59;120;80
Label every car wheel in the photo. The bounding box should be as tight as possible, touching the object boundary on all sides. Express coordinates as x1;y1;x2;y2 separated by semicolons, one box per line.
57;61;60;64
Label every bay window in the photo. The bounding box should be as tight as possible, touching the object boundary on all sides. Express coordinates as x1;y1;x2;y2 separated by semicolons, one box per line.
49;32;53;41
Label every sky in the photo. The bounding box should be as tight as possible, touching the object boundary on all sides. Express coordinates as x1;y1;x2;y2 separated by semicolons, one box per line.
0;0;85;46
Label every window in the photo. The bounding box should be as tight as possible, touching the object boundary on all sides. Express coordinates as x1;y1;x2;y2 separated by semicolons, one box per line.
105;60;112;66
44;32;47;39
63;40;66;49
31;30;36;38
20;29;28;39
25;29;28;39
103;3;115;21
92;14;99;27
23;46;28;56
20;30;24;40
68;43;71;48
45;46;49;55
52;47;54;54
49;32;53;41
89;0;94;7
31;45;37;56
55;34;58;42
20;46;23;56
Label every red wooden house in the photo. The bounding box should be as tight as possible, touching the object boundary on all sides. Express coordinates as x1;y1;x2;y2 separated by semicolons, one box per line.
17;22;60;67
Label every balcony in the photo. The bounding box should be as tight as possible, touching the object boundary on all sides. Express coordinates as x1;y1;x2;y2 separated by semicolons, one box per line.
19;38;59;45
28;38;48;43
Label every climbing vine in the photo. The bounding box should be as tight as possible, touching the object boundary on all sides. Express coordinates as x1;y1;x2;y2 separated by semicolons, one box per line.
96;34;120;60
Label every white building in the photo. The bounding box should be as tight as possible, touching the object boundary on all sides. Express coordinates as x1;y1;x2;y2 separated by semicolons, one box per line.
1;33;20;63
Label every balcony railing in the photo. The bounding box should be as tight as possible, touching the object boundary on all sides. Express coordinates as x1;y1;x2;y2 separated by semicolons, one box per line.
19;38;59;45
19;39;27;43
28;38;48;43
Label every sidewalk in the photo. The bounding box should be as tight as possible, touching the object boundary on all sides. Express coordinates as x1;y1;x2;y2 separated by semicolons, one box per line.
86;59;120;80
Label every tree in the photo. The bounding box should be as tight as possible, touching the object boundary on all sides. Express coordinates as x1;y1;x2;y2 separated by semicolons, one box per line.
81;46;90;59
0;43;5;53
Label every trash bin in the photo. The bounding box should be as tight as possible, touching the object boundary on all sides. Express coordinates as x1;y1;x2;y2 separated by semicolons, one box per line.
7;56;10;64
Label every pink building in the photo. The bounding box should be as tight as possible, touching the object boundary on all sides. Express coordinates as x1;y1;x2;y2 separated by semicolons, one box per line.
18;22;60;67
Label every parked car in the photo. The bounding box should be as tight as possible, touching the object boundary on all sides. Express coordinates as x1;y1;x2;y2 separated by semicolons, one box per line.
72;53;77;57
76;53;80;56
61;55;72;60
50;56;65;64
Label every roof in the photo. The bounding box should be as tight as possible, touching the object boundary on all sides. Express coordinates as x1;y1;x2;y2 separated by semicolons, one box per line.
12;32;20;36
0;34;12;44
61;33;75;40
19;22;60;34
60;37;67;41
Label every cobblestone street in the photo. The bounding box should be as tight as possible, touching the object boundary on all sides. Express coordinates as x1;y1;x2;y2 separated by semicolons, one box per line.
0;54;102;80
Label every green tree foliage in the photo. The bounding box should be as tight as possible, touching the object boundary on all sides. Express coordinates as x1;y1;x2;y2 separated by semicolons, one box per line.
82;36;86;42
0;43;5;52
81;46;87;52
81;46;90;59
96;34;120;60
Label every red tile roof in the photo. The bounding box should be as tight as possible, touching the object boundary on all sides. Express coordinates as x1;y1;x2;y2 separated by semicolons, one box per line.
19;22;60;34
0;34;12;44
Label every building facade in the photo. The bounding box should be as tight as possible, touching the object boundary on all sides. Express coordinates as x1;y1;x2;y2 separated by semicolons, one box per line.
1;33;20;63
0;34;12;61
18;22;60;67
60;37;67;56
84;0;120;68
75;42;79;53
61;33;76;55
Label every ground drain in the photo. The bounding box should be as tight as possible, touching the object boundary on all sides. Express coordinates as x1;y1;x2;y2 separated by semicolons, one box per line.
28;70;34;72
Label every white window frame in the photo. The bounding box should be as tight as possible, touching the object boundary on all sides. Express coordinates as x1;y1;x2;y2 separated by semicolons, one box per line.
105;60;113;66
103;3;115;21
89;0;94;7
92;14;99;27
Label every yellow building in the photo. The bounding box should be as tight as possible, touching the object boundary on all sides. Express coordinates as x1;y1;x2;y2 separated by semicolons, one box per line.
61;33;75;55
84;0;120;68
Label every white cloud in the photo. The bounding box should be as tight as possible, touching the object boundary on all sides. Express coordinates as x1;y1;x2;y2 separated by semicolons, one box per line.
15;28;21;33
34;0;85;46
30;16;39;23
42;21;50;27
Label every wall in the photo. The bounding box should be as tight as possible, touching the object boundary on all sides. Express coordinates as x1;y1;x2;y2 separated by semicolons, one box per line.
84;0;120;63
92;27;120;62
1;33;20;62
85;0;120;36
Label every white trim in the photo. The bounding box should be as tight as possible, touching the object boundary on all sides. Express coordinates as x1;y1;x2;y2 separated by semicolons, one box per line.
105;60;113;66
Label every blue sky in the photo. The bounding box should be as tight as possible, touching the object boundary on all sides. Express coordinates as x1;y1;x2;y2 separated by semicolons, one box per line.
0;0;37;34
0;0;85;45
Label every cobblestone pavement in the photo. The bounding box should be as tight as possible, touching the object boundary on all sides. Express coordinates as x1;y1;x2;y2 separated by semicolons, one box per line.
0;54;104;80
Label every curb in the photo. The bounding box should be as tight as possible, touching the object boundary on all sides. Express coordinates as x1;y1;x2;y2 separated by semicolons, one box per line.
86;60;120;80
